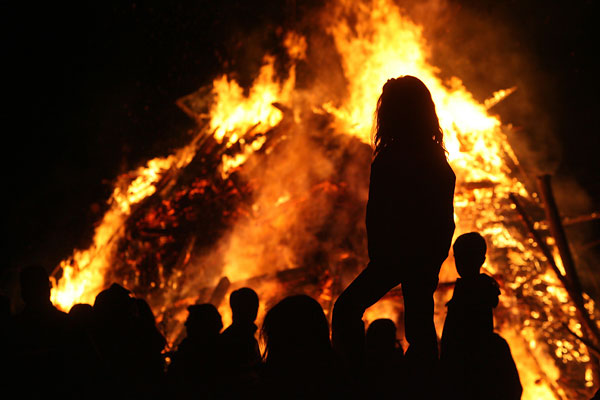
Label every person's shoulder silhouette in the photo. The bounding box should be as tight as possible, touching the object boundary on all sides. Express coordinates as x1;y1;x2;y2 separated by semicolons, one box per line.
220;287;261;367
134;297;167;353
364;318;405;398
10;265;72;397
167;303;223;399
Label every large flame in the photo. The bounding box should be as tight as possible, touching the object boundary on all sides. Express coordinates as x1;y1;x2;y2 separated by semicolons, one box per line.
50;0;595;398
50;145;199;308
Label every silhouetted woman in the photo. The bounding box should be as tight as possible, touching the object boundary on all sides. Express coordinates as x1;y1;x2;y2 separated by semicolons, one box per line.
332;76;455;392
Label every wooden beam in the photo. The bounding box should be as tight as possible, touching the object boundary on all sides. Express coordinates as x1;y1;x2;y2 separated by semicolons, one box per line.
537;175;583;295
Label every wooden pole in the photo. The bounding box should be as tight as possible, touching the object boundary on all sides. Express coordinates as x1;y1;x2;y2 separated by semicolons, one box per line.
509;194;566;287
533;176;600;388
534;178;600;338
536;175;584;295
511;194;600;365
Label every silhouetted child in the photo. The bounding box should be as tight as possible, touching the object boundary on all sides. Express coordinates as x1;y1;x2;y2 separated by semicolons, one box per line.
365;318;404;398
220;287;261;388
92;283;141;398
442;232;500;346
167;303;223;399
441;233;522;399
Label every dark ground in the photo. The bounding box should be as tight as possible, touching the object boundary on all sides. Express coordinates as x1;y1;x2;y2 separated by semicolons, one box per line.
2;1;599;298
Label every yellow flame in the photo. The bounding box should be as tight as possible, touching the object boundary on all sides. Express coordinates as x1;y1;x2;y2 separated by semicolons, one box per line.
210;56;291;145
51;137;201;310
208;32;304;177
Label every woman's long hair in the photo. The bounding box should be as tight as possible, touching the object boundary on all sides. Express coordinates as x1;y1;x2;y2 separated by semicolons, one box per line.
373;75;445;156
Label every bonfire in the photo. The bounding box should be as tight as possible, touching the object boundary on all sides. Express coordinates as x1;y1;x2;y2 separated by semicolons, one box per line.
50;1;599;398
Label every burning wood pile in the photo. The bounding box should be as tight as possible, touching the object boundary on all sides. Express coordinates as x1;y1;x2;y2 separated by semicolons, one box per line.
49;0;599;398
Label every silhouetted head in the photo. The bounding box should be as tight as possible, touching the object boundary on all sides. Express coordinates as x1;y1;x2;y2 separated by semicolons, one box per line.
19;265;51;307
93;283;135;324
69;303;94;329
374;75;444;155
229;287;259;324
366;318;398;352
453;232;487;278
185;303;223;340
261;294;331;367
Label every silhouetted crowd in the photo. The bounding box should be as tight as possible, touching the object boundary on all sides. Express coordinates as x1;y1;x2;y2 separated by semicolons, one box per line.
1;232;531;400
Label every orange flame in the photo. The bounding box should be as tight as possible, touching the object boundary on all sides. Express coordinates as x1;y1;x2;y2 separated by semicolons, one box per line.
51;136;200;309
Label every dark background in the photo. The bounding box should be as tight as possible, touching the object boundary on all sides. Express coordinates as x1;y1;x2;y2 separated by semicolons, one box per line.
3;1;599;296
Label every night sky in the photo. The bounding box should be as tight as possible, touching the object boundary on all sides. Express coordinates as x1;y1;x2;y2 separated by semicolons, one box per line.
3;1;599;297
